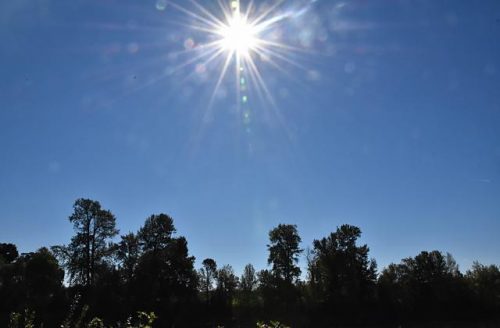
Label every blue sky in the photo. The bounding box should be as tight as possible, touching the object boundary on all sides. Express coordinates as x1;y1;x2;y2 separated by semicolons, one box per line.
1;0;499;275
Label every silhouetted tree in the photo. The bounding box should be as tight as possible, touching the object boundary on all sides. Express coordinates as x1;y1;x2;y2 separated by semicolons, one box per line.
116;232;140;282
0;247;65;327
237;264;258;324
308;224;377;324
240;263;257;296
261;224;303;323
256;269;277;310
466;262;500;315
137;214;175;252
5;203;500;328
268;224;302;284
214;264;239;323
199;258;218;304
53;198;118;287
133;216;198;327
0;243;18;264
378;250;466;322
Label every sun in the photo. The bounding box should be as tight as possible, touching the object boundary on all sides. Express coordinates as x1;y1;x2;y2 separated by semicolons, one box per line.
166;0;304;106
218;15;259;58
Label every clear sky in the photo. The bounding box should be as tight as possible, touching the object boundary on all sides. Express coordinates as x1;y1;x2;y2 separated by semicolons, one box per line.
1;0;499;275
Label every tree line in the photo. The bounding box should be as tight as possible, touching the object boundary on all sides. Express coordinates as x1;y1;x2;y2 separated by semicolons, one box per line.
1;198;499;327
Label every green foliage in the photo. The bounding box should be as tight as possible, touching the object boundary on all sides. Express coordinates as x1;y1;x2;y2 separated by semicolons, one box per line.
256;320;290;328
87;317;104;328
8;312;21;328
60;294;81;328
74;305;89;328
126;311;156;328
23;309;35;328
7;310;35;328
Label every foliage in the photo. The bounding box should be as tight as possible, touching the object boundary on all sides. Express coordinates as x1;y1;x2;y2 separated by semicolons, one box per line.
7;310;35;328
8;312;21;328
256;320;290;328
87;317;104;328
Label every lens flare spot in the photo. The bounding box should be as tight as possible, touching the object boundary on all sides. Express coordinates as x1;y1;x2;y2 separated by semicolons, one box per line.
184;38;195;50
156;0;167;11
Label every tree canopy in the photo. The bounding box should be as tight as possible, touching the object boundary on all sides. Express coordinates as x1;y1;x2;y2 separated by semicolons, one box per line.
2;199;500;327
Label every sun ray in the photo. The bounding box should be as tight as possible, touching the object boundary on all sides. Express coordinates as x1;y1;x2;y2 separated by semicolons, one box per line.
209;49;236;107
165;0;315;117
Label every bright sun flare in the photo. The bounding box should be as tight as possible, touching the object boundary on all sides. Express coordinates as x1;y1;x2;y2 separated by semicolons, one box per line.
167;0;302;106
218;15;259;57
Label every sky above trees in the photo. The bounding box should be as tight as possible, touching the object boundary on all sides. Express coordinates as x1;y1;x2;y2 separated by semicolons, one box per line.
0;0;499;274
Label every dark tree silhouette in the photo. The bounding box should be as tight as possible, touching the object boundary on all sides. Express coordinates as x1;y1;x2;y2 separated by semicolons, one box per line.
0;247;65;327
466;262;500;315
309;225;377;301
116;232;140;282
260;224;303;324
378;250;466;322
0;243;18;264
53;198;118;287
267;224;302;284
307;224;377;324
133;216;198;327
199;258;218;304
240;263;257;295
137;214;175;252
214;264;239;324
237;263;258;324
2;200;500;327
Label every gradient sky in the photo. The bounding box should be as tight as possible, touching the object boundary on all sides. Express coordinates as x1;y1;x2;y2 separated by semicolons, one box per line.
1;0;499;275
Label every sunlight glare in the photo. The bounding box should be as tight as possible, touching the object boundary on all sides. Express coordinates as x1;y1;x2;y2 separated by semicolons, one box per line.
167;0;306;107
219;15;259;57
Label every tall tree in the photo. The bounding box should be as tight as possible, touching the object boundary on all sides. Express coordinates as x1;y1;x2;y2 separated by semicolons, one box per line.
267;224;302;283
240;263;257;294
133;235;197;327
308;225;377;307
116;232;140;282
137;214;176;252
466;262;500;313
216;265;239;300
199;258;218;304
54;198;118;287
